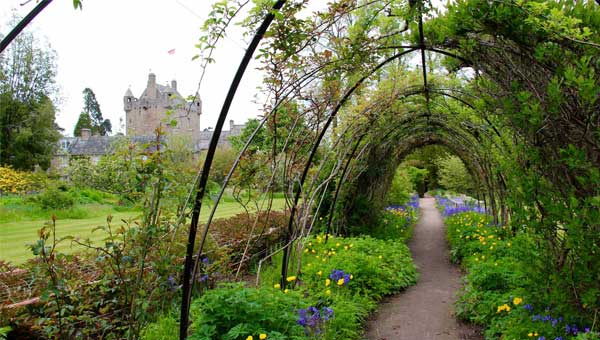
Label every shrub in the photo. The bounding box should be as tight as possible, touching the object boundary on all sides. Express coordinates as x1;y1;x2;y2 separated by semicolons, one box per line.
29;186;75;210
189;283;307;340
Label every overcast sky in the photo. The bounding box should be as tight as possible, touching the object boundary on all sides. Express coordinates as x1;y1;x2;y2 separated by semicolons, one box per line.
0;0;278;136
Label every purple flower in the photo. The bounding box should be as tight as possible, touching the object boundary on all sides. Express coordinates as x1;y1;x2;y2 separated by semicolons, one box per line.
296;305;334;335
524;304;533;311
166;275;181;291
538;337;546;340
322;307;334;321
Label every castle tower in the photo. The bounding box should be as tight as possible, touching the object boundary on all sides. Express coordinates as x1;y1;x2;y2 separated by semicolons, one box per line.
124;73;201;138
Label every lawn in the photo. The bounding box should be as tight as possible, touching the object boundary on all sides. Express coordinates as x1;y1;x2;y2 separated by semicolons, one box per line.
0;198;287;265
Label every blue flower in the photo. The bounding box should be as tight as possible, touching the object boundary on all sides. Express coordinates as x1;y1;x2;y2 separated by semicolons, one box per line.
524;304;533;311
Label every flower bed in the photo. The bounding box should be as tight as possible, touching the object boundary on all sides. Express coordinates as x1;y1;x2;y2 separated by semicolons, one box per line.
446;212;599;340
142;233;417;340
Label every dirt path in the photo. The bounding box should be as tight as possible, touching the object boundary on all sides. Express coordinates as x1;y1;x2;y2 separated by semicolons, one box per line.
365;198;482;340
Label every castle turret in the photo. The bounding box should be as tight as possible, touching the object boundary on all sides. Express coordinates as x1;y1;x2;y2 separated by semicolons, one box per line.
147;73;156;88
171;80;177;91
193;92;202;116
123;88;135;112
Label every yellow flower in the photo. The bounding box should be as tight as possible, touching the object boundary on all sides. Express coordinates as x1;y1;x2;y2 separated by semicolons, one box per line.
325;279;331;286
513;297;523;305
284;289;289;294
304;249;309;253
317;270;322;276
336;243;340;247
349;244;353;248
247;337;253;340
274;283;280;289
350;274;353;280
286;276;296;282
260;334;267;340
378;255;383;259
507;242;512;247
337;278;345;286
496;304;511;313
528;333;533;337
325;289;331;295
311;249;316;253
344;246;348;250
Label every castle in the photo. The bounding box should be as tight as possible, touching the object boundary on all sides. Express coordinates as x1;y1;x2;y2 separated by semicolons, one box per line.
124;73;202;137
52;73;245;171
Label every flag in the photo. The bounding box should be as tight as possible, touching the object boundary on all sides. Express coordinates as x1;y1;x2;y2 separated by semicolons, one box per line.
167;48;176;55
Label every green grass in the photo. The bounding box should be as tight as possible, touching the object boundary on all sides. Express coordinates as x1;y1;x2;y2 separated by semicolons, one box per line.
0;198;286;265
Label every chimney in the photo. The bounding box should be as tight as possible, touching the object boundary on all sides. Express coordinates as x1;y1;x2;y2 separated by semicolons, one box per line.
80;128;91;140
171;80;177;91
230;119;234;130
147;73;156;88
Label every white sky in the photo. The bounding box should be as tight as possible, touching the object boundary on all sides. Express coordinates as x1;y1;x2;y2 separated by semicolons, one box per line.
0;0;274;136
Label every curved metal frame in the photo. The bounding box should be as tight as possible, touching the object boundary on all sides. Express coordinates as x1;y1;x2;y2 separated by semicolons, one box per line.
179;1;286;338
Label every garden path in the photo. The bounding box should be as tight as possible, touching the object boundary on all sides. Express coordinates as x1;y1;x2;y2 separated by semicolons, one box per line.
364;197;483;340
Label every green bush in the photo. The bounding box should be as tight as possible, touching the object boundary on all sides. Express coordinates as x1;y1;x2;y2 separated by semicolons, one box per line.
190;283;307;340
29;186;75;210
446;212;597;340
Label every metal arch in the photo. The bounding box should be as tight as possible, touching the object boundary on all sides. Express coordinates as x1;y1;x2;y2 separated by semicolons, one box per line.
179;1;286;338
279;47;420;289
0;0;53;54
187;54;333;296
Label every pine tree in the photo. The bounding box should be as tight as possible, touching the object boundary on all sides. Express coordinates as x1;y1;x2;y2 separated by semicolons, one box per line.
81;88;111;136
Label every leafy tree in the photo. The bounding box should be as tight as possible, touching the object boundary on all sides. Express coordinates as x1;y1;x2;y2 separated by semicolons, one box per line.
74;88;111;136
73;112;92;136
436;155;473;195
0;23;61;170
387;167;414;205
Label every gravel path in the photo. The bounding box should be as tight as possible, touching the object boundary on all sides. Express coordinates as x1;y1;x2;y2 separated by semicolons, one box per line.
364;197;483;340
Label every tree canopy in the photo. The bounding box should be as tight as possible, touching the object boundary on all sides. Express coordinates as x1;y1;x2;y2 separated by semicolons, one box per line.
0;19;60;170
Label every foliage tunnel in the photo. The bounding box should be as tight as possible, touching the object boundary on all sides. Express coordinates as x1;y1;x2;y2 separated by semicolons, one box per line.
3;0;599;338
177;1;600;337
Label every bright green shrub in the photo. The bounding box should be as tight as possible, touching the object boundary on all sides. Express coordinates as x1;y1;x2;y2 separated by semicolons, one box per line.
139;315;179;340
189;283;307;340
29;186;75;210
